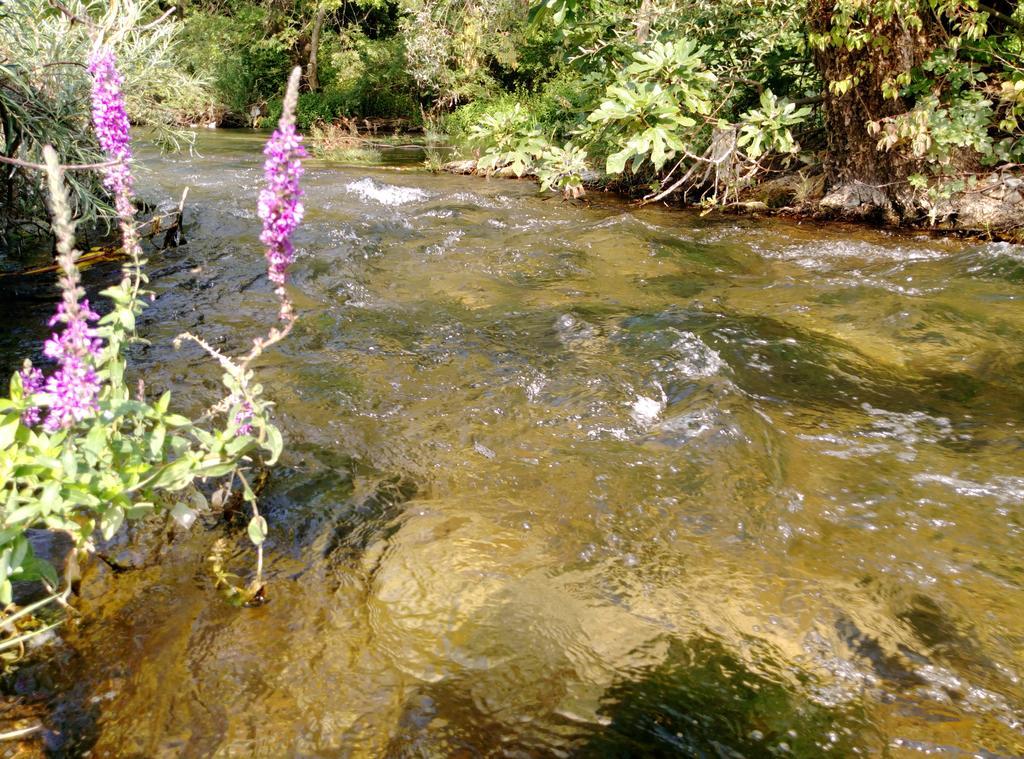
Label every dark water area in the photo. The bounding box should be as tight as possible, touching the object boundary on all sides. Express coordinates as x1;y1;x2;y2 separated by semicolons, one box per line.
4;130;1024;756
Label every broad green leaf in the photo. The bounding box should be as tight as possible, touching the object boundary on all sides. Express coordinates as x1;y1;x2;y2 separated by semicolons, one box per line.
151;458;197;491
7;502;40;525
10;537;27;571
196;461;237;478
126;502;155;519
61;446;78;480
247;515;268;546
264;425;283;466
149;425;167;458
8;374;23;403
0;414;19;451
170;501;197;529
15;556;59;589
100;506;125;541
650;129;668;169
606;149;630;175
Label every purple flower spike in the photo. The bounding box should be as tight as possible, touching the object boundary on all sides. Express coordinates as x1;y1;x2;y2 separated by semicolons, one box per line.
19;366;43;427
234;400;254;436
41;298;103;432
37;144;105;432
43;361;102;432
258;68;306;319
87;47;135;219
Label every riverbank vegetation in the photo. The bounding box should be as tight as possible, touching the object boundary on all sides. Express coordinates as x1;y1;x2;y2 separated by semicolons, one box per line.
3;0;1024;242
172;0;1024;233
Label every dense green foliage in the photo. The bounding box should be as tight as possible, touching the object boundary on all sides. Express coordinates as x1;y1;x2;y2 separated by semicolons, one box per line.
177;1;423;127
809;0;1024;205
448;0;1024;205
175;0;1018;208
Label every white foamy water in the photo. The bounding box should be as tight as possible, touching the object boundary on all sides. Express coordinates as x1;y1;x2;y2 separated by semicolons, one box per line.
345;177;430;206
757;239;945;270
669;330;725;378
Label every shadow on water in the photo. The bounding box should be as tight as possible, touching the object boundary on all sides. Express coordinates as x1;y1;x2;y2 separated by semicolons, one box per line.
379;637;875;757
581;637;873;757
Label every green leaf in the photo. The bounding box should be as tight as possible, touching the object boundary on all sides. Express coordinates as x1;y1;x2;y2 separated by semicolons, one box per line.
606;148;630;175
170;501;197;529
15;556;59;589
264;425;283;466
83;424;108;461
100;507;125;541
196;461;237;478
10;537;27;572
126;502;155;520
247;515;268;546
6;502;41;525
8;372;23;403
151;458;197;491
149;425;167;458
650;129;668;169
0;414;19;451
61;446;78;480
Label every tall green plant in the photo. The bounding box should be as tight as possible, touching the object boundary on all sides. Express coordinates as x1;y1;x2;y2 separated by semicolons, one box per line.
0;54;305;629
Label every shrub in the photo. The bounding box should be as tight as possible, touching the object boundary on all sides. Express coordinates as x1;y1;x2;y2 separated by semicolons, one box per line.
178;7;290;120
0;0;210;243
308;122;383;162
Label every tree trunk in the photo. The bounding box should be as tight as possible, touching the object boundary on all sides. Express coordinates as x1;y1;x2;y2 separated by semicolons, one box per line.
635;0;654;43
807;0;937;208
307;7;326;93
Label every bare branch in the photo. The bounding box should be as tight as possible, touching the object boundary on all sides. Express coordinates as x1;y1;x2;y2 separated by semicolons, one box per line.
139;6;177;31
0;154;119;171
46;0;98;28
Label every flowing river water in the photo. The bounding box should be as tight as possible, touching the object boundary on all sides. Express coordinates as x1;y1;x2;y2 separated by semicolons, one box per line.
5;131;1024;756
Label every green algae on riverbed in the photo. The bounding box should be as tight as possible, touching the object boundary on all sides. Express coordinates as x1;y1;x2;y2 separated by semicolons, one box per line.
3;130;1024;756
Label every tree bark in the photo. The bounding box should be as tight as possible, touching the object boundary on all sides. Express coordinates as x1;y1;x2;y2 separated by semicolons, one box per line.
307;7;326;93
635;0;654;43
807;0;937;205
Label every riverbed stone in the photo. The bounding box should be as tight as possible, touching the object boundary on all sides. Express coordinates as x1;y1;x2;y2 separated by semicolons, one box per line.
953;174;1024;231
820;182;893;220
442;159;478;175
